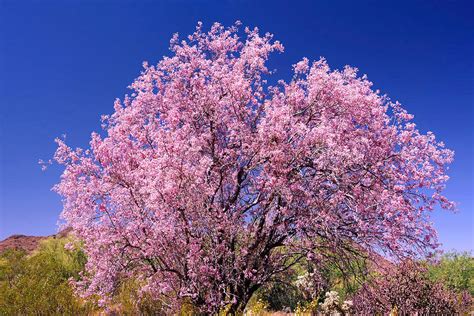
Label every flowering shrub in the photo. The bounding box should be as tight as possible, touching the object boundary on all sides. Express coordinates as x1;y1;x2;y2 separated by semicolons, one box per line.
295;271;327;301
341;299;353;313
352;260;472;315
320;291;341;314
319;291;353;315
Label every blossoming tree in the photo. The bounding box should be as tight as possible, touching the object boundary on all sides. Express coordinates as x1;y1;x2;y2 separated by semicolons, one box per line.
53;22;454;313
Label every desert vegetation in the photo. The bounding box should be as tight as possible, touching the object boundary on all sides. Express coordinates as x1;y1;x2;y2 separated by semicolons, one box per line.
0;237;93;315
0;235;472;314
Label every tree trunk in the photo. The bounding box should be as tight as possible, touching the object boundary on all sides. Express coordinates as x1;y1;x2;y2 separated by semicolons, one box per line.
226;284;260;316
227;299;250;316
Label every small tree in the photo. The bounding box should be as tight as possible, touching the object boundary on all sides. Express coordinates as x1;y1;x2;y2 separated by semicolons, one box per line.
53;22;454;313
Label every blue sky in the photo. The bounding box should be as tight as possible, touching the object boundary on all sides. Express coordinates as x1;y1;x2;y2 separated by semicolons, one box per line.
0;0;472;251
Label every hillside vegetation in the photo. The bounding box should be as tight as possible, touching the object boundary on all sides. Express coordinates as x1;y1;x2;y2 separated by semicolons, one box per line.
0;234;472;315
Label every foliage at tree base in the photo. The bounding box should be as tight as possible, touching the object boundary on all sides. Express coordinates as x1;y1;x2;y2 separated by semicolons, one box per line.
1;235;472;315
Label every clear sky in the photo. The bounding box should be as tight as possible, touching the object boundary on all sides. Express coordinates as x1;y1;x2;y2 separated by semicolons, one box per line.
0;0;472;251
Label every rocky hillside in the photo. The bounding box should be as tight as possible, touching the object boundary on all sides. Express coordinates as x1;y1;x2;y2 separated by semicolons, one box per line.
0;228;71;253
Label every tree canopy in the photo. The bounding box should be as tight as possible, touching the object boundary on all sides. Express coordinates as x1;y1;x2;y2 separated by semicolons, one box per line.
53;22;454;313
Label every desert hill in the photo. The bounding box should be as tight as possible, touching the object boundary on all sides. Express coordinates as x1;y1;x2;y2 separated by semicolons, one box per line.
0;227;72;253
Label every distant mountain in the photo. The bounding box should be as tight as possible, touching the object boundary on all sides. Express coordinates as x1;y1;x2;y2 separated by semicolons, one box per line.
0;227;72;253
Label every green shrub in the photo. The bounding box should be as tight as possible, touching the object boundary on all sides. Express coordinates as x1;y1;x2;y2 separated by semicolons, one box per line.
0;237;96;315
429;251;474;295
113;277;166;315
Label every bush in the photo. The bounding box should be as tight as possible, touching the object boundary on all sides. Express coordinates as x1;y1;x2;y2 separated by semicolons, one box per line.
0;237;96;315
352;260;472;315
112;278;166;315
429;251;474;295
